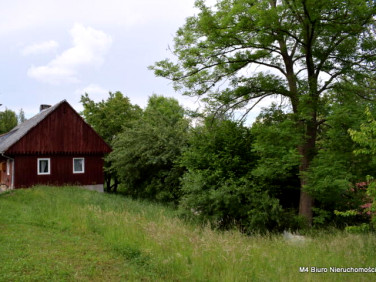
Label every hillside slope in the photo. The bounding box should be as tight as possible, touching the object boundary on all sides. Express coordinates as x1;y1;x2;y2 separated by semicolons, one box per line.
1;186;375;281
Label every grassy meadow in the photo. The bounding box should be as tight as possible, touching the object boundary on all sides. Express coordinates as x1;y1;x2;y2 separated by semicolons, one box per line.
0;186;375;281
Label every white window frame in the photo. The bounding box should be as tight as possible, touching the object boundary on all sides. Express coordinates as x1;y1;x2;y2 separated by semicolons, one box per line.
73;158;85;174
37;158;51;175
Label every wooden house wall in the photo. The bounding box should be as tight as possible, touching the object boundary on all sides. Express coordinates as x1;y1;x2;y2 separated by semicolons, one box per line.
13;155;104;188
0;159;13;188
7;102;111;154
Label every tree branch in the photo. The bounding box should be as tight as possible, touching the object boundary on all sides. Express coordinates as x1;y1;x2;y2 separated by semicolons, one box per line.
240;95;269;122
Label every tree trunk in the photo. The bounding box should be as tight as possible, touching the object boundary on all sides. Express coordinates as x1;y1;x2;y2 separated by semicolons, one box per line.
299;190;313;223
297;119;317;225
113;177;119;193
104;173;111;192
277;16;318;225
298;154;314;223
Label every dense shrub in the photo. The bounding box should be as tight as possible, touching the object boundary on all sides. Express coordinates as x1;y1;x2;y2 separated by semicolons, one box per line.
109;95;189;203
179;118;287;232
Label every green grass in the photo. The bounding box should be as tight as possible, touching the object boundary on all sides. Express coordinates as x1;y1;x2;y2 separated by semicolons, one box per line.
1;186;375;281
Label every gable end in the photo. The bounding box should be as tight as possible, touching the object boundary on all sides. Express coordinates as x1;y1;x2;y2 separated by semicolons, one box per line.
5;101;111;155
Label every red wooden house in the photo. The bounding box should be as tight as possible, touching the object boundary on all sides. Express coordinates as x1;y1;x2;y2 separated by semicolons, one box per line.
0;100;111;191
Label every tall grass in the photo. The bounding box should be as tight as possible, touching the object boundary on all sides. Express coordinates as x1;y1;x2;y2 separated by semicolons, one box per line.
1;186;375;281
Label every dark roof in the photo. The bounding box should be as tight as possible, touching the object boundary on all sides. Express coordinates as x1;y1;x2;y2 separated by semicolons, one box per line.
0;101;65;153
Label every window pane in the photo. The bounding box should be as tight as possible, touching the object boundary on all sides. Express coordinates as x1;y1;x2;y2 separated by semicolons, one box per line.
40;160;48;173
74;159;83;172
39;159;49;174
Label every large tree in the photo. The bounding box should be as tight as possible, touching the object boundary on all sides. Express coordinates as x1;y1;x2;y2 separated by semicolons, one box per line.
80;91;142;192
151;0;376;223
108;95;189;203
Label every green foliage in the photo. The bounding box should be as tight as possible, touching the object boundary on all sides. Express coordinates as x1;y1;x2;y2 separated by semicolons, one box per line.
349;107;376;156
312;208;332;226
152;0;376;222
80;91;142;192
348;109;376;228
334;209;358;217
0;108;18;134
181;118;255;178
179;118;285;232
80;91;142;145
109;95;189;203
250;105;301;211
345;224;370;234
152;0;376;125
365;177;376;229
249;97;376;228
300;93;376;226
251;105;301;180
153;0;376;96
306;158;353;207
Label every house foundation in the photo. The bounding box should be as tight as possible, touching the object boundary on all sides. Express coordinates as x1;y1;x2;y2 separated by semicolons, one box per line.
82;184;104;193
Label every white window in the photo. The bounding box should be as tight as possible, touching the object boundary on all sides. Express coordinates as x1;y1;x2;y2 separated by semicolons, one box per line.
73;158;85;174
38;158;50;175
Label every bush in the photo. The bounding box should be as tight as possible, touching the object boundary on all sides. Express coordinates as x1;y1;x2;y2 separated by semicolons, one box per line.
179;175;285;233
179;118;291;233
109;95;189;203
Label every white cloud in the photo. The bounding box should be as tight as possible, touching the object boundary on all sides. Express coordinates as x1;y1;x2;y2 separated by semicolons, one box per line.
21;40;59;56
75;84;109;102
27;24;112;85
27;65;79;84
0;0;200;36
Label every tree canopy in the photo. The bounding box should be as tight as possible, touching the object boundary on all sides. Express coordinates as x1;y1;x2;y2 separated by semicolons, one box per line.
108;95;189;203
0;109;18;134
151;0;376;223
80;91;142;145
80;91;142;192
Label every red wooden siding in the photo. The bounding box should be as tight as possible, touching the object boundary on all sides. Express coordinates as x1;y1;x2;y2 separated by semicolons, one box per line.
0;159;13;188
7;102;111;154
13;155;104;188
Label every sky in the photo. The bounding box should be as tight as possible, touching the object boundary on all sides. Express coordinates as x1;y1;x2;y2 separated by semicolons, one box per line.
0;0;271;121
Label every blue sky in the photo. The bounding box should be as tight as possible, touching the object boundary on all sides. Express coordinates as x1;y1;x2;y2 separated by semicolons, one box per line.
0;0;207;118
